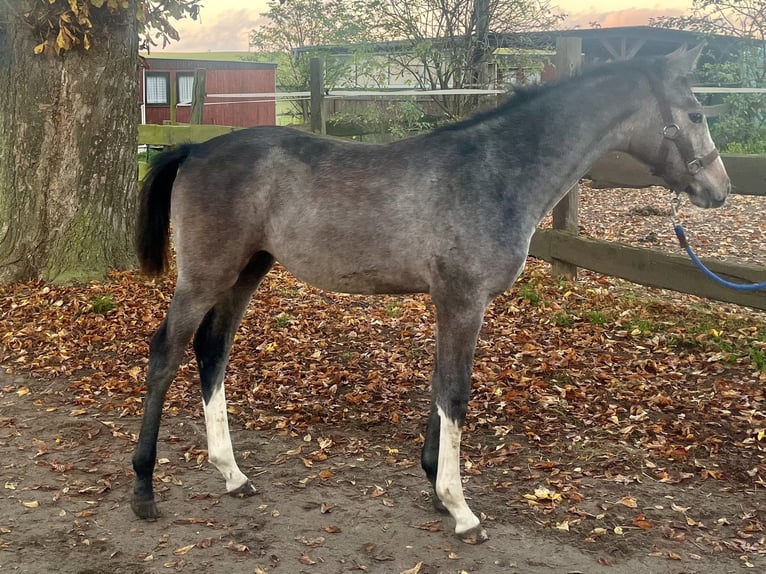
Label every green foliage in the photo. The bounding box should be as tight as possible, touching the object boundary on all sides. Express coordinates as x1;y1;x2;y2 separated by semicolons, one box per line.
750;346;766;372
248;0;378;121
328;99;434;139
554;312;575;327
707;93;766;153
88;294;116;315
651;0;766;153
518;283;541;305
697;60;766;153
248;1;565;120
629;319;654;337
371;0;565;118
384;299;403;318
584;310;608;326
274;312;294;328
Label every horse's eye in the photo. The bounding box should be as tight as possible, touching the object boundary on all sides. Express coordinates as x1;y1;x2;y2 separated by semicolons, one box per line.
688;112;703;124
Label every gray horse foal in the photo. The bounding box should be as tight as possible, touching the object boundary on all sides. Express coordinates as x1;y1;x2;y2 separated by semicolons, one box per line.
131;45;730;543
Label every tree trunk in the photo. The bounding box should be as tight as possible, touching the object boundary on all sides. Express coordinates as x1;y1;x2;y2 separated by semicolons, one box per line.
0;2;138;283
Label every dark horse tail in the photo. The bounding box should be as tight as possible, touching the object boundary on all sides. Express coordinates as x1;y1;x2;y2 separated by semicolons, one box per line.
136;144;195;275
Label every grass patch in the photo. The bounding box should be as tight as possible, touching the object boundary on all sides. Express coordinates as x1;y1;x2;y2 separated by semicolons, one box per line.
749;346;766;372
274;312;293;328
88;294;116;315
384;299;403;318
628;319;654;337
518;283;541;306
584;310;608;326
554;312;575;327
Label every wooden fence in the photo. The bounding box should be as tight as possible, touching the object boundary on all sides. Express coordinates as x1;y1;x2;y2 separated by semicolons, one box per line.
529;151;766;310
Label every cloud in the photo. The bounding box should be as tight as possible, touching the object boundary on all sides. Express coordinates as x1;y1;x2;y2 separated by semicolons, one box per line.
565;8;685;29
157;6;689;53
159;8;268;52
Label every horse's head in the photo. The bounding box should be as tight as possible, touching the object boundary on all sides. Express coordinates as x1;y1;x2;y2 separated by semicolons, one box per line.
632;44;730;208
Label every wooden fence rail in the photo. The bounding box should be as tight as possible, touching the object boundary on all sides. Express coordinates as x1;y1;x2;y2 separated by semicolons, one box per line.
544;151;766;311
529;229;766;311
588;152;766;197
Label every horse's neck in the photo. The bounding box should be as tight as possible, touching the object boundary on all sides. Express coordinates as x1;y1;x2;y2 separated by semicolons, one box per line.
495;73;646;222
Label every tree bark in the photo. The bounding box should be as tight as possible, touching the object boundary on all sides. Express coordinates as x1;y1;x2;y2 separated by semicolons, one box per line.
0;1;138;282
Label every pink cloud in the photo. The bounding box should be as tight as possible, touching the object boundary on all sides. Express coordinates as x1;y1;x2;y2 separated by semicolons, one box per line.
158;9;268;53
565;8;685;29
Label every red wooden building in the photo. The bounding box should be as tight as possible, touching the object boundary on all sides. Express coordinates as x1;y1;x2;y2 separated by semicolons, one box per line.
139;57;277;127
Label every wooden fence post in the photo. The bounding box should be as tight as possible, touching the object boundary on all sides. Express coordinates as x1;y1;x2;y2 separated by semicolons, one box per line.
169;75;177;125
190;68;207;125
551;37;583;279
310;57;326;134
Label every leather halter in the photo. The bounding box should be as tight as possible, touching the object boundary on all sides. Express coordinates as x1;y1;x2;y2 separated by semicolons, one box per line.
648;75;720;178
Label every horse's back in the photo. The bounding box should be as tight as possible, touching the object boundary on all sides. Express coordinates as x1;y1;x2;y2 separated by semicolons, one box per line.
167;127;442;294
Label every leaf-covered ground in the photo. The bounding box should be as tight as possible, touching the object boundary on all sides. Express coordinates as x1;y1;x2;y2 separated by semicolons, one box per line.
0;186;764;572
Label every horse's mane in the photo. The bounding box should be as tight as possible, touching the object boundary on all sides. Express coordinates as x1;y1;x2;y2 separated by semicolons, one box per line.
431;55;667;134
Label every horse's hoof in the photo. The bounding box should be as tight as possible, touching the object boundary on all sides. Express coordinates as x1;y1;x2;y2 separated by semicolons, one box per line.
131;497;160;520
457;524;489;545
228;480;257;498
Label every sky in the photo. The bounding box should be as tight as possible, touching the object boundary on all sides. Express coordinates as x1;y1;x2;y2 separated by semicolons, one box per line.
157;0;690;53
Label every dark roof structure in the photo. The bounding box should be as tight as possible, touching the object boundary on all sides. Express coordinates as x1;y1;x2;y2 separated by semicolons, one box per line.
296;26;751;64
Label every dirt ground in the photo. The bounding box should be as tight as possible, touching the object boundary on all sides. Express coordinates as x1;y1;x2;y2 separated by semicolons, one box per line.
0;371;762;574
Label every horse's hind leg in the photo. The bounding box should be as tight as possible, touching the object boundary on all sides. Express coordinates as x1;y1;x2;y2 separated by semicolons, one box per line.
421;292;489;544
194;252;274;497
132;286;221;519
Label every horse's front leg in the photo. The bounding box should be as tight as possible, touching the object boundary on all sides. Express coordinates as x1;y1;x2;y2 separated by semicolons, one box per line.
422;297;489;544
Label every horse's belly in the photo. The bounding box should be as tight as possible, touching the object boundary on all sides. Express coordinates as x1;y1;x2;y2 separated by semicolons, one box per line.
275;251;428;295
293;266;428;295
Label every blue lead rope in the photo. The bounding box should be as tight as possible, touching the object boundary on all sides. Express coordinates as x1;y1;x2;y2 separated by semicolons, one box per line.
673;222;766;291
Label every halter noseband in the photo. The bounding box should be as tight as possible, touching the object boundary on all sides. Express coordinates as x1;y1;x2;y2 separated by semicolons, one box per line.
648;76;720;178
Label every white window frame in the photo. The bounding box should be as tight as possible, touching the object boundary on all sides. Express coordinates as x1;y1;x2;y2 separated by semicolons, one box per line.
177;73;195;105
145;72;170;105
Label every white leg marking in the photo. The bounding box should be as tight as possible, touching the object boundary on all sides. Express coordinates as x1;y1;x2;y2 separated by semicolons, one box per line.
203;384;249;492
436;406;480;535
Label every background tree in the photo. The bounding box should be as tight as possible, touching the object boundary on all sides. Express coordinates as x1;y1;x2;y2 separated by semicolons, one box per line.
0;0;201;283
248;0;379;122
372;0;565;117
652;1;766;152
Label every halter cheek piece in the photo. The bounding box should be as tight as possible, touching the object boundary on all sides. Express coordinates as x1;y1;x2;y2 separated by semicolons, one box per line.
655;122;720;177
649;77;720;179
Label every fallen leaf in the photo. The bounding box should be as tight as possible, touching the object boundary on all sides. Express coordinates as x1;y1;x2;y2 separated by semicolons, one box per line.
633;515;653;530
400;562;422;574
415;520;443;532
225;541;249;553
296;536;325;548
370;485;386;497
298;553;316;565
618;496;638;508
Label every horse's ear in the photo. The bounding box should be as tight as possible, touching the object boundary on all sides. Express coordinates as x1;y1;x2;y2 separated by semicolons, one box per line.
666;43;705;76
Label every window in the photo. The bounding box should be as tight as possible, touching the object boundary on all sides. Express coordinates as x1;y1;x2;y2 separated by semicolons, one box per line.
177;73;195;105
145;72;170;105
